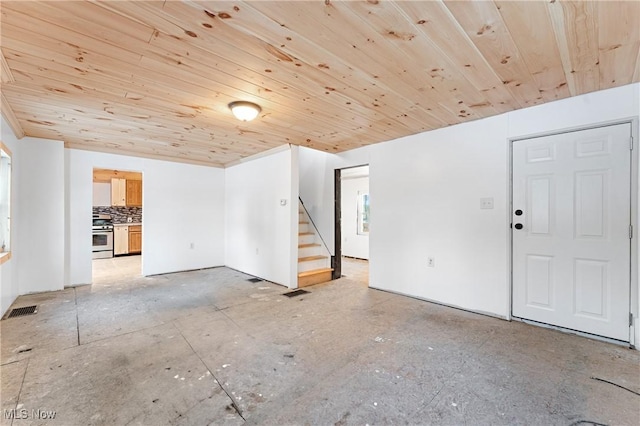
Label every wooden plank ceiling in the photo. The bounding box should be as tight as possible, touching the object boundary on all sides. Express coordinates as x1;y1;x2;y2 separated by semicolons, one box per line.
0;1;638;167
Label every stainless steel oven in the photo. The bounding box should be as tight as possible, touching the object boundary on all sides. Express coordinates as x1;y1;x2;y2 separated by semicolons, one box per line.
92;214;114;259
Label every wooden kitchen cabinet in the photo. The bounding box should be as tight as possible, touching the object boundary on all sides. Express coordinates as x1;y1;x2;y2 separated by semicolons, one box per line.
114;225;129;255
111;178;142;207
128;225;142;254
126;180;142;207
111;178;126;206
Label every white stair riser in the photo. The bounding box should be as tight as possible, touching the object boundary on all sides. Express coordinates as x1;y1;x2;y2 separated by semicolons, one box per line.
298;258;330;273
299;223;310;233
298;245;322;258
298;233;316;245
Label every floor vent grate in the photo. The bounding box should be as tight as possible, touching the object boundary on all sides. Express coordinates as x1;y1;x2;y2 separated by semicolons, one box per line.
6;305;38;319
247;278;263;283
283;289;309;298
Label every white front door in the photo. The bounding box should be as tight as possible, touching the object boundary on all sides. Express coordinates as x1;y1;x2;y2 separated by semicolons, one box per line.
512;123;632;341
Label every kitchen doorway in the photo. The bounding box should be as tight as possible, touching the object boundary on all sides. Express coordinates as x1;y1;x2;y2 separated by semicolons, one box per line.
92;168;143;285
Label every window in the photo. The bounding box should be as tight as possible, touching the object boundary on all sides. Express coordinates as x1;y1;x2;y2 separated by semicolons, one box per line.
0;142;11;264
357;191;370;235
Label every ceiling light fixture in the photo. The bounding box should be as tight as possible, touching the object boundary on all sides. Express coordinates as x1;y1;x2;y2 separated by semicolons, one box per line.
228;101;261;122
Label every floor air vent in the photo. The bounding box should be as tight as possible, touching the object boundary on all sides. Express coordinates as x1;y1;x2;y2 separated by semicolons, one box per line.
283;289;309;298
6;305;38;319
247;278;263;283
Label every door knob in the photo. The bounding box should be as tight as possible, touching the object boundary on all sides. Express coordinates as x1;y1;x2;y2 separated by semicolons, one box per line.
514;223;523;230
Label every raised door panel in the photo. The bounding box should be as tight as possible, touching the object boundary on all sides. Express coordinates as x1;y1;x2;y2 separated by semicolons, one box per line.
574;259;608;320
114;226;129;255
574;171;608;239
129;231;142;254
111;178;126;206
525;255;554;310
527;175;553;236
126;180;142;206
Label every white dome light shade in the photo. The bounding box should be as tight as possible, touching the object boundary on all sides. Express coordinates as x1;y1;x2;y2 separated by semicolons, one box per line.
228;101;261;121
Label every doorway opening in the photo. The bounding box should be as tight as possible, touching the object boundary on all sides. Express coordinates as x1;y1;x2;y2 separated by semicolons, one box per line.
335;165;370;286
92;168;143;285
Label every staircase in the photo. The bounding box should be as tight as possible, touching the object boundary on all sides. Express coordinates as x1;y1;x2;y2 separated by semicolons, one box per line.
298;202;333;287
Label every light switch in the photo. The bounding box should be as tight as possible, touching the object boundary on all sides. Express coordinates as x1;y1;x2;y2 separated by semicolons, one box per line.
280;199;287;206
480;198;494;209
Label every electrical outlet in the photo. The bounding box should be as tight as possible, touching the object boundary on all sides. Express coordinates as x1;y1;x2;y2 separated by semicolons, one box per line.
427;257;435;267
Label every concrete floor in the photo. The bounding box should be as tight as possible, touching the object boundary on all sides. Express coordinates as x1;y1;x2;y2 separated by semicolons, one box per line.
1;257;639;425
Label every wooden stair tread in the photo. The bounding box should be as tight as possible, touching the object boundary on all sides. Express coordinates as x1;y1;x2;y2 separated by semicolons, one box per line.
298;255;328;262
298;232;314;236
299;221;309;224
298;267;333;278
298;243;321;248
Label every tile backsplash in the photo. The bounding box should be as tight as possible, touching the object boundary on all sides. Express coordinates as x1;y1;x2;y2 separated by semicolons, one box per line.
93;206;142;224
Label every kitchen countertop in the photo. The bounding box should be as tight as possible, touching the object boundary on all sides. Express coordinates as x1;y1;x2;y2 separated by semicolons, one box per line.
114;223;142;226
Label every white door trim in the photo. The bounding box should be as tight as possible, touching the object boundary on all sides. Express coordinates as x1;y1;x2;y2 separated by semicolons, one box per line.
508;117;639;347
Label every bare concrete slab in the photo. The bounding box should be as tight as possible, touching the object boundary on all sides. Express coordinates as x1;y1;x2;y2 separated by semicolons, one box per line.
0;359;27;426
76;298;163;345
1;258;638;425
12;322;242;425
1;289;78;365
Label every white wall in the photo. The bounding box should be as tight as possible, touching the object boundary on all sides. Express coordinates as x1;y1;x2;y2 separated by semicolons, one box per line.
1;117;20;315
0;116;65;315
369;114;511;316
507;84;639;137
92;182;111;206
67;149;225;284
225;146;298;287
341;169;369;259
299;83;640;325
19;138;66;294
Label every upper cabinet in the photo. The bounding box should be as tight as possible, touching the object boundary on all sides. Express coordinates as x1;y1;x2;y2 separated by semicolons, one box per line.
126;180;142;207
94;169;142;207
111;178;126;206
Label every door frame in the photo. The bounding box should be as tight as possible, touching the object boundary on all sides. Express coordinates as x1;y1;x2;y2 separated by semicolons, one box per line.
333;168;341;280
333;163;371;280
508;117;639;347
